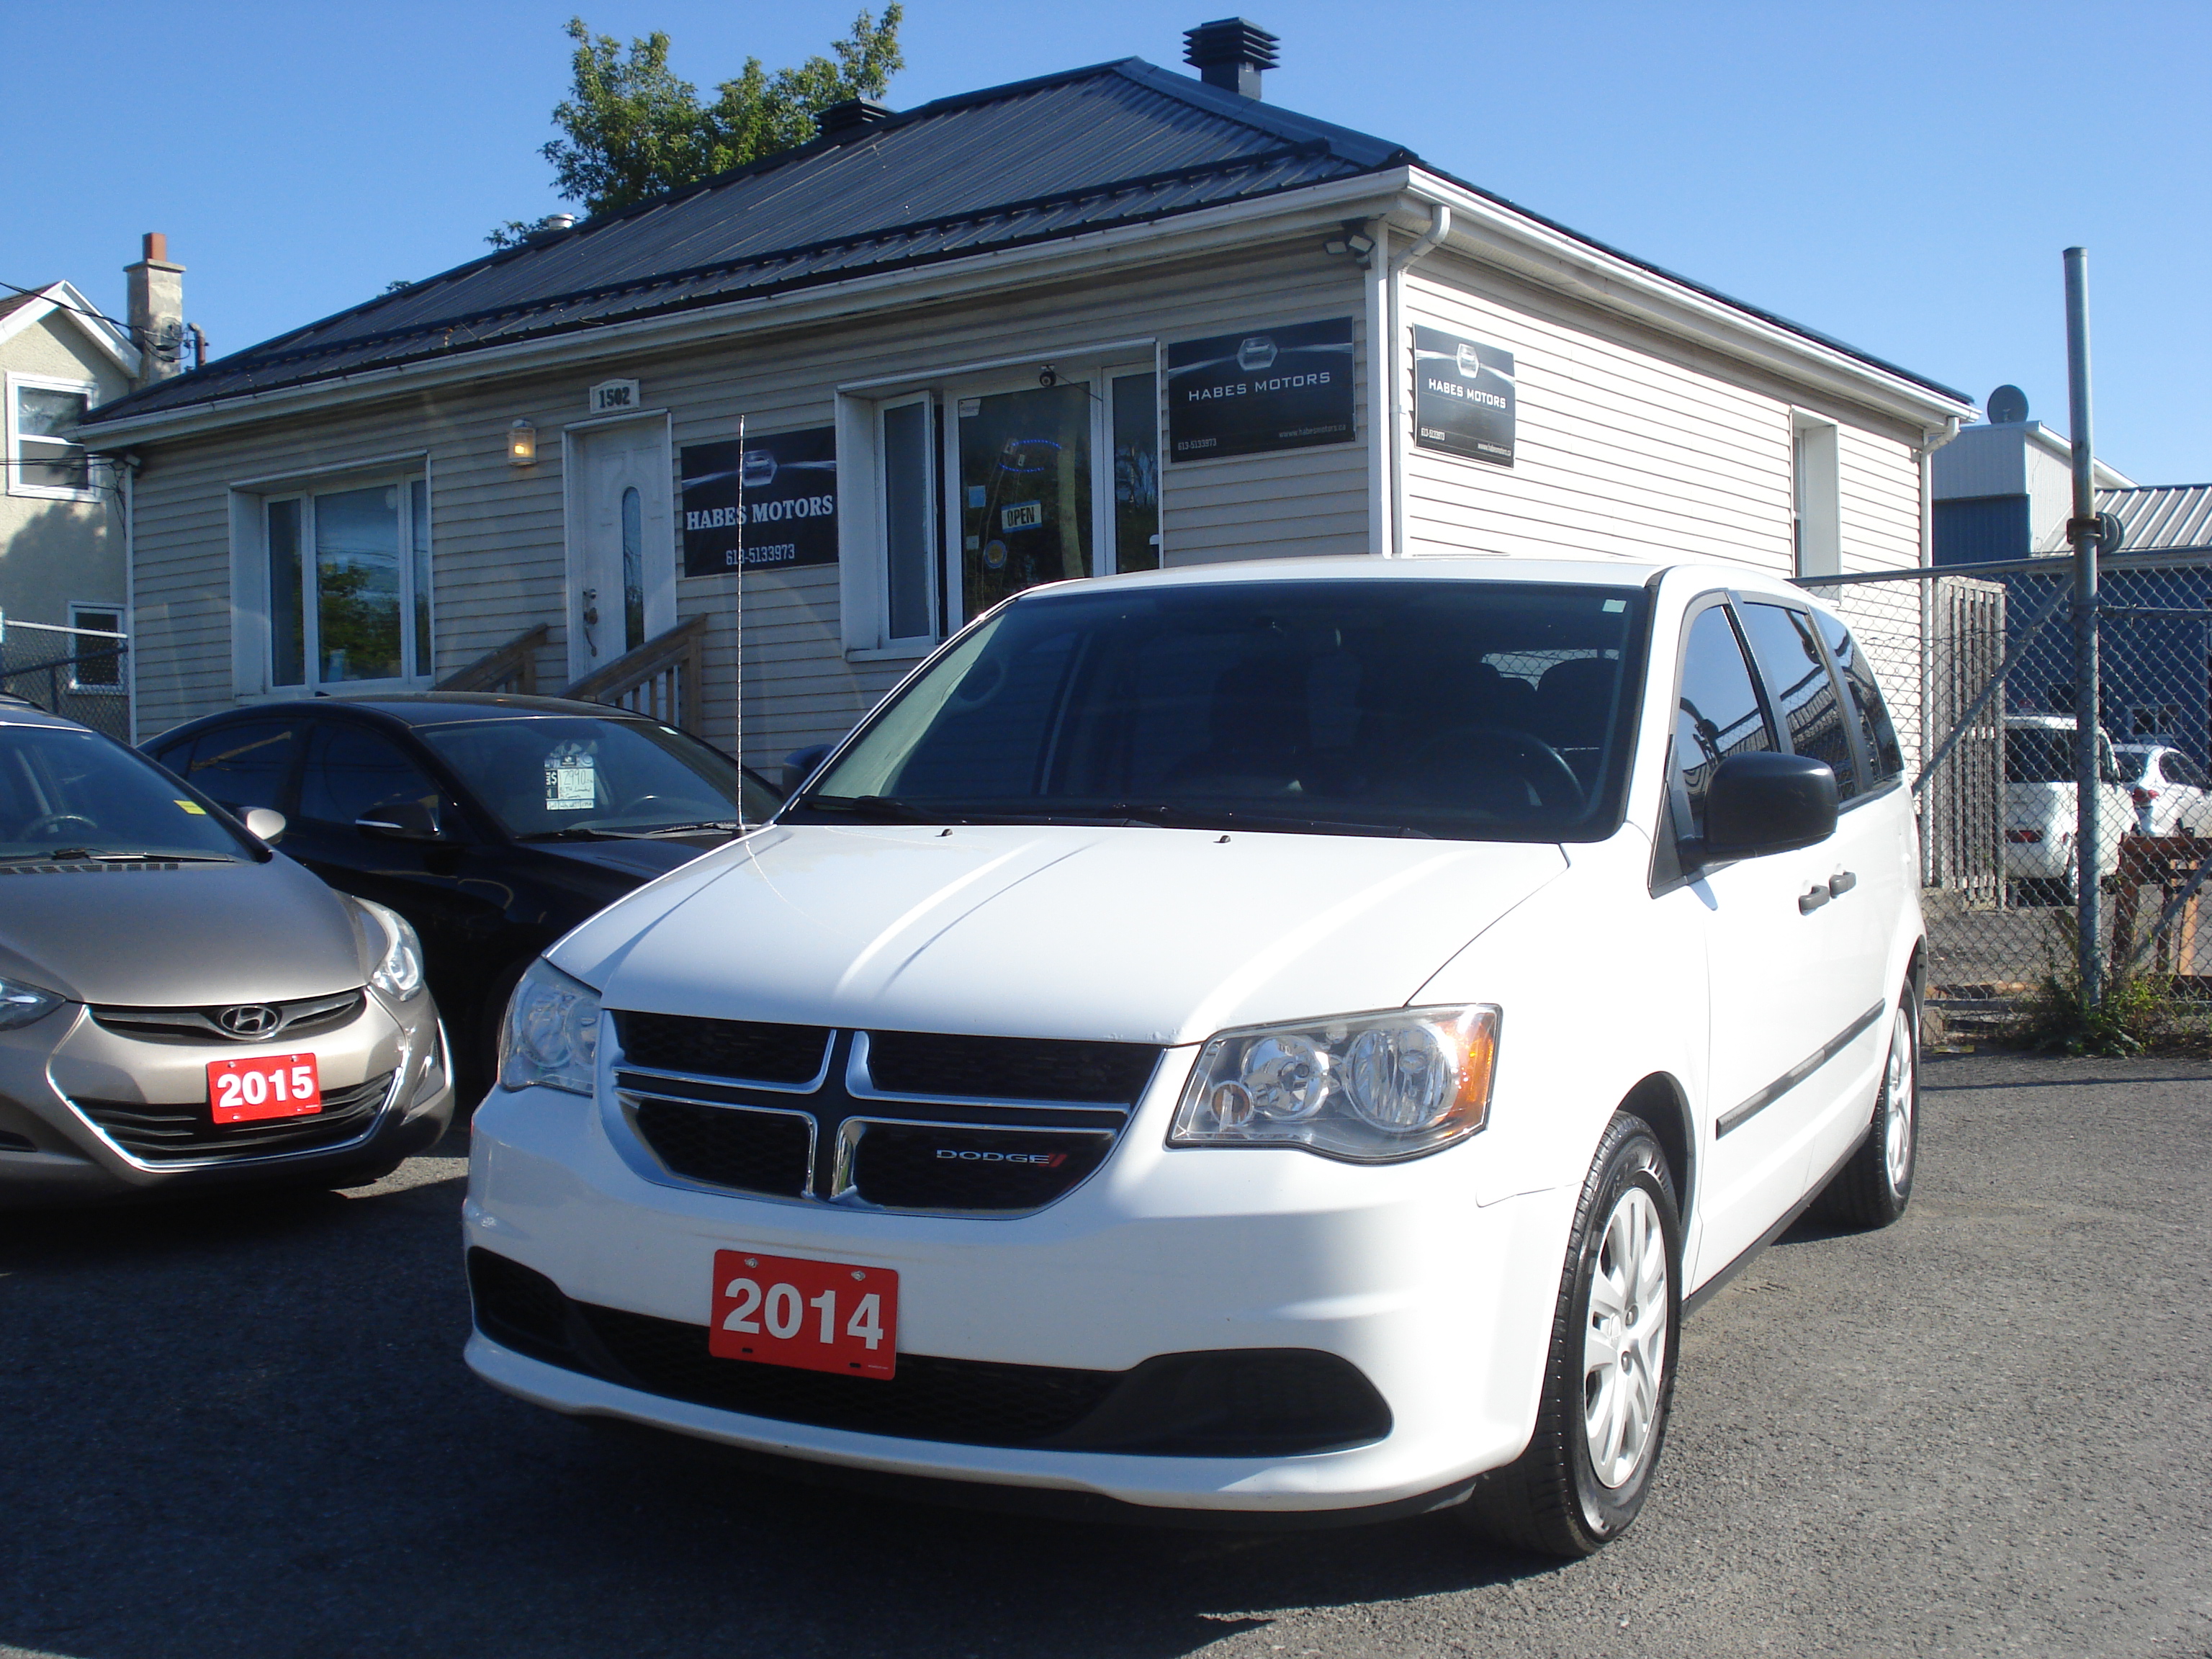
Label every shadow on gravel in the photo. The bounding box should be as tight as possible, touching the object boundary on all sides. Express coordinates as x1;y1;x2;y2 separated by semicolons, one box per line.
0;1166;1565;1659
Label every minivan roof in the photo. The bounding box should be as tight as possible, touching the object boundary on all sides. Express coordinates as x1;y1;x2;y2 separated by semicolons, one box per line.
1019;554;1822;606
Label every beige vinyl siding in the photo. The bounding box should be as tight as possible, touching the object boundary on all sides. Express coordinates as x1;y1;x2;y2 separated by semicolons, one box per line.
125;233;1370;762
1396;256;1925;580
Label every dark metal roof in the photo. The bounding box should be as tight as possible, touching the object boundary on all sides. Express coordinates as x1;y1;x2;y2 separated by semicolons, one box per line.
85;56;1966;425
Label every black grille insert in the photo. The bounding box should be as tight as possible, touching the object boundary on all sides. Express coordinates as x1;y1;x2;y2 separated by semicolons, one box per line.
465;1250;1390;1456
847;1122;1113;1211
865;1031;1159;1105
615;1011;830;1084
91;989;366;1045
73;1069;396;1161
631;1097;811;1197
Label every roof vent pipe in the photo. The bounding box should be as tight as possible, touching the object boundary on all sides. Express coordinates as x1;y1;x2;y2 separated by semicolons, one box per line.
816;97;893;140
1183;17;1279;99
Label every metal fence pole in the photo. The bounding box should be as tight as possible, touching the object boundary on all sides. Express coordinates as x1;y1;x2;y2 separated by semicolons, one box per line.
2064;246;2103;1005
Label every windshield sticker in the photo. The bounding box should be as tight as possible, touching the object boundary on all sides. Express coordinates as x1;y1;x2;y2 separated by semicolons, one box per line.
546;754;597;811
174;799;207;814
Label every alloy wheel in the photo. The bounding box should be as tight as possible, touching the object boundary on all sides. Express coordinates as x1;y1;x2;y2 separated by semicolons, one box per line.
1884;1004;1917;1192
1583;1184;1669;1490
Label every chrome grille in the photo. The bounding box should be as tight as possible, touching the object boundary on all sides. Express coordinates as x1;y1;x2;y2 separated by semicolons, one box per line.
608;1017;1159;1215
90;989;367;1045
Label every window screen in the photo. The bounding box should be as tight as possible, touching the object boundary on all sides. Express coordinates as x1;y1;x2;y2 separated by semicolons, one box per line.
1737;601;1857;799
1673;606;1774;838
1815;611;1904;783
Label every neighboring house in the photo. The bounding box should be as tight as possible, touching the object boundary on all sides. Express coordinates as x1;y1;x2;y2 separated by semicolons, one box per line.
81;22;1975;766
1933;387;2212;760
0;274;143;734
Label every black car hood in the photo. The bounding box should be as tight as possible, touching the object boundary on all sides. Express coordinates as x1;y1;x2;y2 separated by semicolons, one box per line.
529;835;729;882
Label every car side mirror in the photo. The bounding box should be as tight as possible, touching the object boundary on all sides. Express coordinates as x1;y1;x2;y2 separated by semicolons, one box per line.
242;807;287;845
1696;752;1838;862
356;796;451;842
783;742;832;795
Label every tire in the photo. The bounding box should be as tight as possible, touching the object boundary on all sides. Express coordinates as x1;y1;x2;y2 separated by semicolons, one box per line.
1812;992;1918;1229
1459;1113;1681;1558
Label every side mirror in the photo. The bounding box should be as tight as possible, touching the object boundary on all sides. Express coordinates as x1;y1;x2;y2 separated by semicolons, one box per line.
242;806;287;845
356;796;451;842
783;742;832;796
1698;752;1837;862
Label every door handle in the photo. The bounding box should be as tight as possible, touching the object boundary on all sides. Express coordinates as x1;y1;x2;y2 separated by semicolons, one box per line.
1827;869;1858;896
1799;883;1831;914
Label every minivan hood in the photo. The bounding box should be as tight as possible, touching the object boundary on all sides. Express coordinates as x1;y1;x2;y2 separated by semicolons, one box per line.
563;824;1567;1046
0;856;366;1006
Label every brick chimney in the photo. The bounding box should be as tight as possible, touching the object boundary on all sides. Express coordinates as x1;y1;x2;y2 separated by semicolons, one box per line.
124;232;186;387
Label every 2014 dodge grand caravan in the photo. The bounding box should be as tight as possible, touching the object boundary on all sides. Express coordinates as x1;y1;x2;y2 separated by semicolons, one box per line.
463;556;1922;1557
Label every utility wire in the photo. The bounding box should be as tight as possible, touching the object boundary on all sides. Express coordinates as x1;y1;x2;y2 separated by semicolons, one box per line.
1;278;156;346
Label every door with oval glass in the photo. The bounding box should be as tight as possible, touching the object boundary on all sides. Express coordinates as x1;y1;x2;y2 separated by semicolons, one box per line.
567;416;676;681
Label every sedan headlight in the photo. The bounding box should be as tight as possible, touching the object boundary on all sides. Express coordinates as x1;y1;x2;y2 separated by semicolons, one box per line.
1170;1005;1501;1162
0;974;67;1031
499;958;602;1094
356;899;426;1001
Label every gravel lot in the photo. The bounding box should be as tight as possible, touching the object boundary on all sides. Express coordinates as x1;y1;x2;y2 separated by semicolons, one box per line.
4;1048;2208;1659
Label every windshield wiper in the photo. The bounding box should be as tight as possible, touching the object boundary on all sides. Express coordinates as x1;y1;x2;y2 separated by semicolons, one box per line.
37;848;238;863
793;794;934;823
1106;805;1434;839
608;819;741;839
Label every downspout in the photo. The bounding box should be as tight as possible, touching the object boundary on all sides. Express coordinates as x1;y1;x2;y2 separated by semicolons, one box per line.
1914;415;1961;888
120;452;140;745
1385;202;1451;558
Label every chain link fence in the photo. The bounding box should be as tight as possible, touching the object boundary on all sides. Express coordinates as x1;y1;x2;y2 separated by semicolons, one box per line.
1802;552;2212;1039
0;621;131;744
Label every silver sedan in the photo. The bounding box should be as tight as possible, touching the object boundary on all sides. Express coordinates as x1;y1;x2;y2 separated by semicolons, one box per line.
0;703;452;1205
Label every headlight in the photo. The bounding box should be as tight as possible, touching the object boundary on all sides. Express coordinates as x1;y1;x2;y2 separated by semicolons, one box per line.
1170;1005;1500;1162
498;958;602;1095
0;974;67;1031
356;899;426;1001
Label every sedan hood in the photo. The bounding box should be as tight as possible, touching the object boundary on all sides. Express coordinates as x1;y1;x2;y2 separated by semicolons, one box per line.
0;856;367;1007
560;824;1566;1046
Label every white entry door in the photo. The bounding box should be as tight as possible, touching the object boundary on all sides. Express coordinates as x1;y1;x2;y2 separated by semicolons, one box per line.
566;416;677;683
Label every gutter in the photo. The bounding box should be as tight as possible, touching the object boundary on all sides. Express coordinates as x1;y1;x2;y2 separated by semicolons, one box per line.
1385;202;1451;557
84;162;1977;449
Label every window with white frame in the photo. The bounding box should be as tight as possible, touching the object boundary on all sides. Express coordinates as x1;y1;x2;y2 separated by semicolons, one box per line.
6;373;99;500
66;603;125;693
1791;413;1840;579
263;476;432;688
863;356;1160;650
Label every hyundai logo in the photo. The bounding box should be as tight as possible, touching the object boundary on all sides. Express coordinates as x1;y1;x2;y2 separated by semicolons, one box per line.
217;1004;282;1038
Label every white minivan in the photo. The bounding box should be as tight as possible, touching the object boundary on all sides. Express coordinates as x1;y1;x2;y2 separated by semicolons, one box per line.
464;557;1923;1557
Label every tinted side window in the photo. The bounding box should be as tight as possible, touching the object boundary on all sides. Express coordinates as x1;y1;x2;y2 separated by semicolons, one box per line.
1814;611;1904;783
2169;753;2209;789
1738;602;1857;799
176;721;302;814
1673;606;1775;838
300;722;440;826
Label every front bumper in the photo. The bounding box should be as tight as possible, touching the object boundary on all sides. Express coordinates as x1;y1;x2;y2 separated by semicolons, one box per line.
0;994;454;1206
464;1074;1571;1516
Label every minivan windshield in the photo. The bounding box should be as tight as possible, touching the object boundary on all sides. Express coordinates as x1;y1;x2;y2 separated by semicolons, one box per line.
0;724;248;862
793;579;1647;841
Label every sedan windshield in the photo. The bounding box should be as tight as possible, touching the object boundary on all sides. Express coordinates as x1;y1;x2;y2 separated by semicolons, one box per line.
794;579;1648;841
0;725;248;861
417;716;757;840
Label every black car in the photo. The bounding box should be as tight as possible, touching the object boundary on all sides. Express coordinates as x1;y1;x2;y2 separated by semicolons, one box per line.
144;694;782;1089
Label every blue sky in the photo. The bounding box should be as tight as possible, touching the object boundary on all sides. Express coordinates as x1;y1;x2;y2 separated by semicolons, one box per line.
9;0;2206;482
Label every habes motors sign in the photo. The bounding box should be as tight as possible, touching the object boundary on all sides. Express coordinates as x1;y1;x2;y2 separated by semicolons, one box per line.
1412;326;1516;467
1165;318;1355;461
680;426;838;575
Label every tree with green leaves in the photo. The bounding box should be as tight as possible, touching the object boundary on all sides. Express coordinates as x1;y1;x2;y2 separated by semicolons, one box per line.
491;8;903;246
